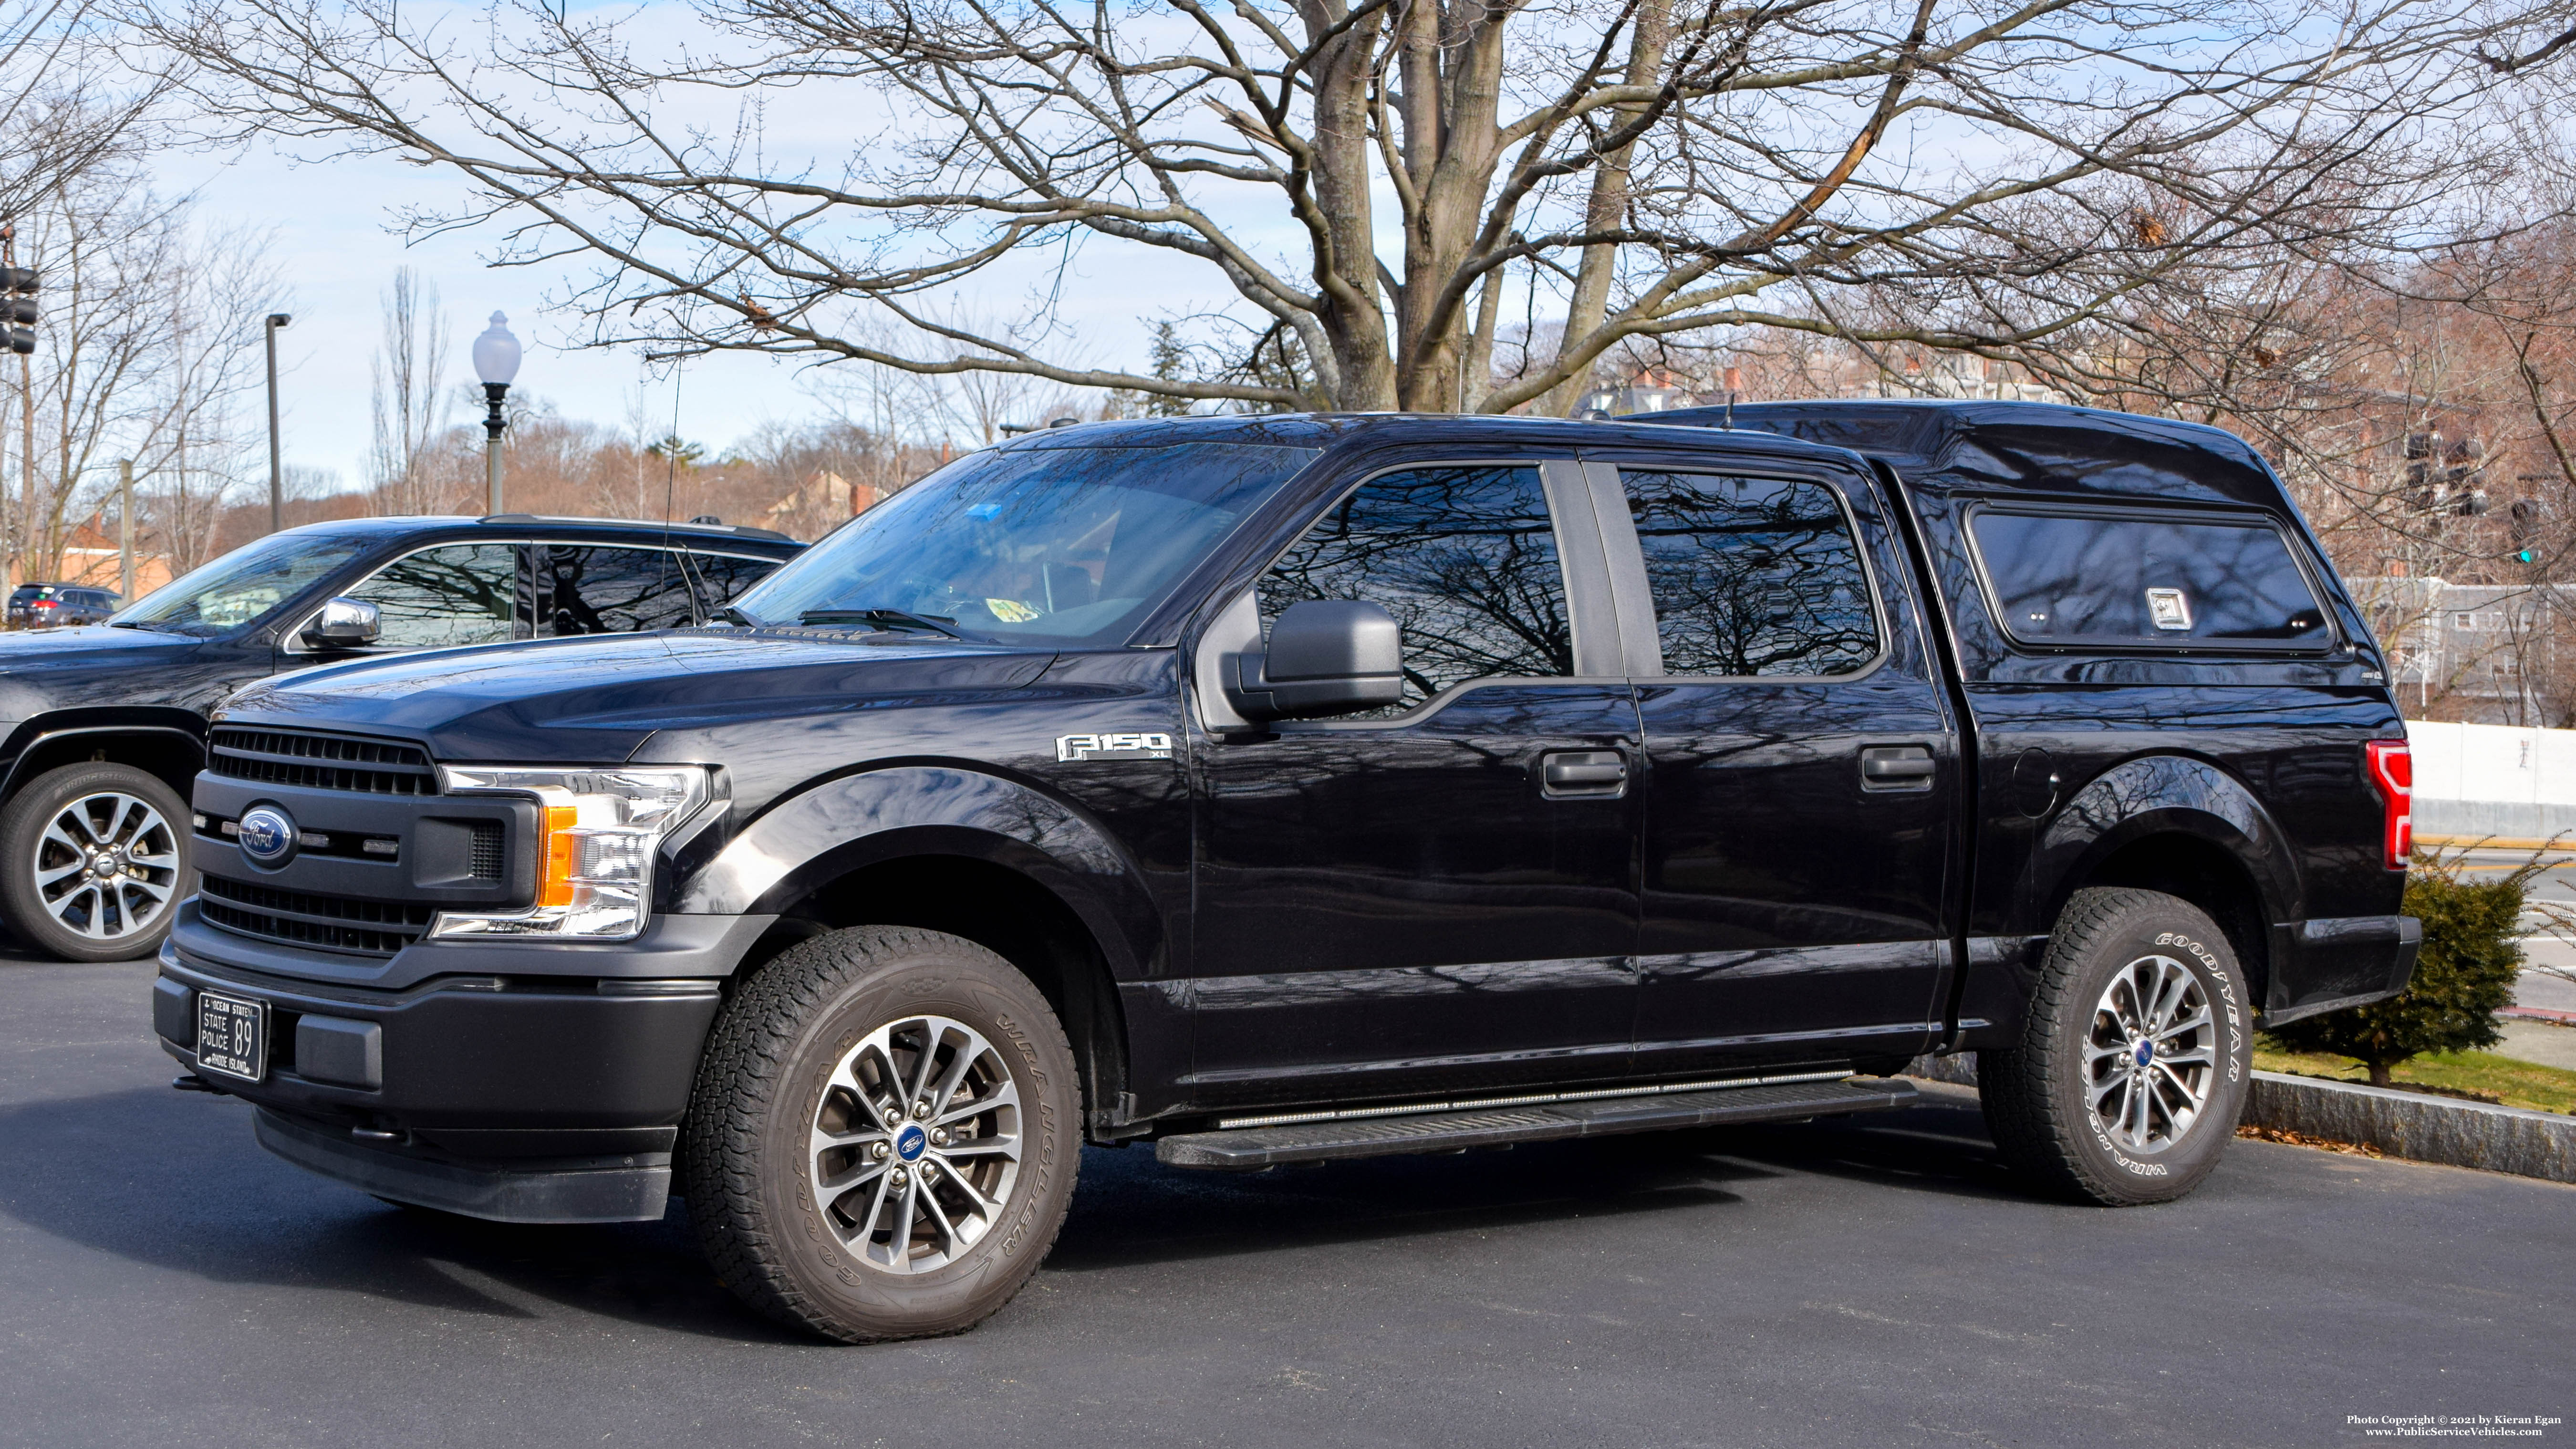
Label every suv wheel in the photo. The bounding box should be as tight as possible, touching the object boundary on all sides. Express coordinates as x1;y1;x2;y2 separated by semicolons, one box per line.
0;761;189;962
682;926;1080;1343
1978;887;2254;1205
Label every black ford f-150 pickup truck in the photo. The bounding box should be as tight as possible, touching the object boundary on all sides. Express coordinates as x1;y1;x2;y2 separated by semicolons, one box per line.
153;402;2421;1343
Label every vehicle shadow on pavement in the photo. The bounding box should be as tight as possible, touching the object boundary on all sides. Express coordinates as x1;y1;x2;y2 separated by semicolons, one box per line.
1697;1093;2034;1203
0;1080;2024;1339
1045;1137;1773;1272
1045;1094;2025;1272
0;1084;807;1344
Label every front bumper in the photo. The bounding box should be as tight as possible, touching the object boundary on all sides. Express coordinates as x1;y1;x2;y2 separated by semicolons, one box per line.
156;905;771;1220
252;1110;671;1223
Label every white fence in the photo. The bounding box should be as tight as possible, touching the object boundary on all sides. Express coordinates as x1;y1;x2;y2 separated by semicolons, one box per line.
2403;720;2576;841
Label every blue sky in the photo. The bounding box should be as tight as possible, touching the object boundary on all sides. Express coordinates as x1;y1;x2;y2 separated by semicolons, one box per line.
174;133;902;491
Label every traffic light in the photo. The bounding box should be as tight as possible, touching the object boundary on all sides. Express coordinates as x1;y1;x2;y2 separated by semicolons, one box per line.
2;266;34;355
2510;496;2547;566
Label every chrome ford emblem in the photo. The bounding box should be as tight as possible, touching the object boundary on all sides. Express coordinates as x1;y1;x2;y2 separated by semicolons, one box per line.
237;806;297;865
895;1124;927;1161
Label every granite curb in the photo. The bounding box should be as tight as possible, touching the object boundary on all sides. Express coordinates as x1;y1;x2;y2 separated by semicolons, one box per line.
1902;1053;2576;1184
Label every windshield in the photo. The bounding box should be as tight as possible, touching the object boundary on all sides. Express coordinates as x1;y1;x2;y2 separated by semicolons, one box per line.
732;441;1319;646
112;531;371;636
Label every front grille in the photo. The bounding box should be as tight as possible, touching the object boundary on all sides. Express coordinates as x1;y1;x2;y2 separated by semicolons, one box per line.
198;874;437;957
469;821;503;880
207;728;437;797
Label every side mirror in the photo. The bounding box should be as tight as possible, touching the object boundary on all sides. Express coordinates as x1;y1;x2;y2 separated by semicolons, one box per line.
301;596;381;650
1224;599;1403;721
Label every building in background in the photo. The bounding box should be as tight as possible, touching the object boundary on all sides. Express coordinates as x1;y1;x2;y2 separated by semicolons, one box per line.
2348;575;2576;726
762;469;891;540
52;516;173;600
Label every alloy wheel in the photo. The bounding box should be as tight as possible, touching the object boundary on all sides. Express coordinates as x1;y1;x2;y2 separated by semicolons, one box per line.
2083;953;2217;1154
807;1013;1024;1274
31;791;180;942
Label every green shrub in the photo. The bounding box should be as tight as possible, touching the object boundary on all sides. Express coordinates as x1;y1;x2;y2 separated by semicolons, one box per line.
2263;845;2527;1087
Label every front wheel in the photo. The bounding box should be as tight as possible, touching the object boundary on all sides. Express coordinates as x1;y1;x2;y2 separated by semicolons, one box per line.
681;926;1081;1343
1979;887;2254;1205
0;761;189;962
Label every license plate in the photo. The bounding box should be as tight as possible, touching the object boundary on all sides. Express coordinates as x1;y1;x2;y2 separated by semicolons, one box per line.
195;991;268;1083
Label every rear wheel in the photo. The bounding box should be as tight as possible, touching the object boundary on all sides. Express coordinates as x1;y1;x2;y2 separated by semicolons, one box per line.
1979;887;2254;1205
682;926;1080;1343
0;761;188;962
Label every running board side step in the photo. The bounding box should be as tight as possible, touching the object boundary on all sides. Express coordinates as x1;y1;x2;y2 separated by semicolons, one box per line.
1154;1077;1919;1171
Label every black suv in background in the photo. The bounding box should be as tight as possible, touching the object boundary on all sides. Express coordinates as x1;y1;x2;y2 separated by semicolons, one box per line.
8;584;123;629
0;515;800;961
156;405;2418;1344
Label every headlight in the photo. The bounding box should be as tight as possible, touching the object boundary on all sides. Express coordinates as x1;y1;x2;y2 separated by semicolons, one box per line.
428;765;710;941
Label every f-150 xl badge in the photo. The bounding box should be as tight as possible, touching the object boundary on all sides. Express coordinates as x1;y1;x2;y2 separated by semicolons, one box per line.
1056;731;1174;762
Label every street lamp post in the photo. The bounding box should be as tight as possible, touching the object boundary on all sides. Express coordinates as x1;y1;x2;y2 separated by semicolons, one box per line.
263;313;290;533
471;311;521;515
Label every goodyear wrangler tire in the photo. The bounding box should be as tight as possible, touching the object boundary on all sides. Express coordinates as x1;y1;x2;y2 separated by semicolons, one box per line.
681;926;1080;1343
1978;888;2254;1206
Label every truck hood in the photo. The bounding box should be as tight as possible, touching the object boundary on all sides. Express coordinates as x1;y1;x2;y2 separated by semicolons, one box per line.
218;629;1059;763
0;625;208;719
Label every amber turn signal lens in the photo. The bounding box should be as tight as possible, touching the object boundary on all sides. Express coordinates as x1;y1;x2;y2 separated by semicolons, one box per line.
539;804;579;907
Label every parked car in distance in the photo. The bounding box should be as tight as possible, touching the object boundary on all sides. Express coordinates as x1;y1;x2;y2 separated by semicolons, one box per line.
156;405;2419;1345
0;514;802;962
8;584;123;630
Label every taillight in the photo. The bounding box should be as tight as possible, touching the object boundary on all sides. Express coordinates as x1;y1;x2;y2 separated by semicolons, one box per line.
2365;739;2411;869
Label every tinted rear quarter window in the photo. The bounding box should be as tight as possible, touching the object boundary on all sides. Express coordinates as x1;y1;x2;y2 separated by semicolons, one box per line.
1970;510;2329;648
539;545;697;635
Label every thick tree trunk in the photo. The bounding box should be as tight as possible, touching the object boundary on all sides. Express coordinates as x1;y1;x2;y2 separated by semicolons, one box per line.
1540;0;1674;417
2367;1060;2395;1089
1302;2;1399;411
1391;1;1511;413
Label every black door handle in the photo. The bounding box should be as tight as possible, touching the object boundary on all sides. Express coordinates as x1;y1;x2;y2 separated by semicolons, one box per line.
1540;750;1628;799
1860;744;1938;792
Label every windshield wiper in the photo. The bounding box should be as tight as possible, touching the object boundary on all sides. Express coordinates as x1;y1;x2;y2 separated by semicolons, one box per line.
798;607;973;640
107;619;186;634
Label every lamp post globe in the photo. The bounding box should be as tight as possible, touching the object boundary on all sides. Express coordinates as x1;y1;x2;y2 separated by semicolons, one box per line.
473;311;521;514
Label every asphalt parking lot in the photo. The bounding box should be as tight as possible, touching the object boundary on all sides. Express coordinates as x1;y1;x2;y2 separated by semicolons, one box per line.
3;955;2569;1449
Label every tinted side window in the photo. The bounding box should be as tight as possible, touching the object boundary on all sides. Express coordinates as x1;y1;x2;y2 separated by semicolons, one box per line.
346;544;520;648
685;552;782;616
540;546;696;636
1624;471;1880;677
1970;511;2328;647
1261;464;1570;708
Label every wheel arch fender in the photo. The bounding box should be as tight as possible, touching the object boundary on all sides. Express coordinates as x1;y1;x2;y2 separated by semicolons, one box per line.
2021;754;2302;994
0;714;209;807
678;764;1164;984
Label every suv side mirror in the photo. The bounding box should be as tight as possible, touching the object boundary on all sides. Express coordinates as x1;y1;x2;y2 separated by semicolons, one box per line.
301;596;381;650
1224;599;1403;721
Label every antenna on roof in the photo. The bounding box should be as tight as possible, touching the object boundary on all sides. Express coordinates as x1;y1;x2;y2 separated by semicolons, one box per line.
1725;389;1737;430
